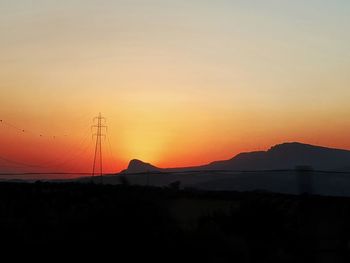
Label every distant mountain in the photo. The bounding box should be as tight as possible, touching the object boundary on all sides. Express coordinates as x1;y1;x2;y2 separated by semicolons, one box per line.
122;142;350;174
122;159;161;174
205;142;350;171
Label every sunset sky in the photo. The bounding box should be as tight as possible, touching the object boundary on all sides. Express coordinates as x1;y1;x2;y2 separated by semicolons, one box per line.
1;0;350;174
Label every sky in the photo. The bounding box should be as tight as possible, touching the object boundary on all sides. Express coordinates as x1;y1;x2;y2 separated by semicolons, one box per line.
0;0;350;174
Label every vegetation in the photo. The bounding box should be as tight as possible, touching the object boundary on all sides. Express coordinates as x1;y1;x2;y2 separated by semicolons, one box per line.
0;182;349;262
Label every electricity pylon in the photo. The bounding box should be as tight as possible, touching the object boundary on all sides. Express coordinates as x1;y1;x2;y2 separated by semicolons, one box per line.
91;113;107;182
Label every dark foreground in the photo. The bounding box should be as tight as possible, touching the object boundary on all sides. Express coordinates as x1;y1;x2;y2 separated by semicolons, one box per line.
1;182;350;262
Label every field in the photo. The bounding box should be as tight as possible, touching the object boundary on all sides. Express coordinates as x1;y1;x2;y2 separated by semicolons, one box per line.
0;182;350;262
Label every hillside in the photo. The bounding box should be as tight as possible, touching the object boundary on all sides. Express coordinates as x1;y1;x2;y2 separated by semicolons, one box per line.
122;142;350;173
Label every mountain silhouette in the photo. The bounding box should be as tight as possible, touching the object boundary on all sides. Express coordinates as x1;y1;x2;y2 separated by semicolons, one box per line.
123;159;161;173
123;142;350;174
205;142;350;171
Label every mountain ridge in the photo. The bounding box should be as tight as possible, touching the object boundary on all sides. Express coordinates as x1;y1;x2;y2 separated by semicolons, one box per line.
122;142;350;174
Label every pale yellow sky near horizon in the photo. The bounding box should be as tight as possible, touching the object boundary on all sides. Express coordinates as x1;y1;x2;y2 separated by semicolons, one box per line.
1;0;350;172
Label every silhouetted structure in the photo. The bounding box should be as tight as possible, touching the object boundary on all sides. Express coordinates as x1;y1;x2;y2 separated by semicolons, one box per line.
91;113;107;182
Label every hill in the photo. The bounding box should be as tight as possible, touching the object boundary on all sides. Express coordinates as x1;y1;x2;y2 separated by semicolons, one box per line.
122;142;350;173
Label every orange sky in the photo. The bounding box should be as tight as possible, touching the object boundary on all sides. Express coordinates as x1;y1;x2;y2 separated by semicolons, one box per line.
1;1;350;175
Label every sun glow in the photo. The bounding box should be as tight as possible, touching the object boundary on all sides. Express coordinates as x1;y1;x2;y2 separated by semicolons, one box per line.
1;1;350;176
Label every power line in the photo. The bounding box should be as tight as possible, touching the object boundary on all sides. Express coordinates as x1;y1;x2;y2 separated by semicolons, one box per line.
0;119;39;139
1;119;58;139
0;127;93;170
0;172;91;176
106;130;118;170
36;128;93;168
0;113;93;140
121;169;350;176
0;114;118;177
0;155;47;168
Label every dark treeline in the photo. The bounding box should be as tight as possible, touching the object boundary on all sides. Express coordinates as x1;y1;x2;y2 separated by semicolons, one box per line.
0;182;350;262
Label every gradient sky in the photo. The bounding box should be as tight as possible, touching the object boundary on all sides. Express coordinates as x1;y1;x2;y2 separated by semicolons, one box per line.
1;0;350;174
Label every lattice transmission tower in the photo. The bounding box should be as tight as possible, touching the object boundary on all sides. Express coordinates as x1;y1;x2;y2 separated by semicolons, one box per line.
91;113;107;181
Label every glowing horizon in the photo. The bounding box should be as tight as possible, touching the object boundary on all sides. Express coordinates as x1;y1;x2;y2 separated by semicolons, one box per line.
1;1;350;176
